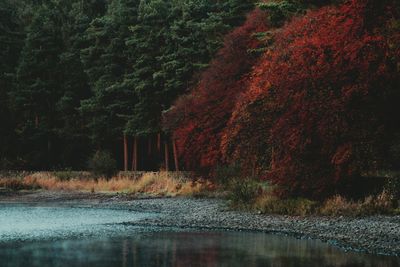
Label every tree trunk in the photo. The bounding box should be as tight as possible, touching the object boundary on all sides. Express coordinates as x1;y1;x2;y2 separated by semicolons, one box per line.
157;133;161;152
123;134;128;171
134;136;138;171
47;139;52;168
172;139;179;172
131;136;138;171
164;141;169;172
148;136;152;156
252;156;257;177
271;146;276;170
35;115;39;128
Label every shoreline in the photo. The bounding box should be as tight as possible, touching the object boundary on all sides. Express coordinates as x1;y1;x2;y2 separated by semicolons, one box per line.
1;190;399;257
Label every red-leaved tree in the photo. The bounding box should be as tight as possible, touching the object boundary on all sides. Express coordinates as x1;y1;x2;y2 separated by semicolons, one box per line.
164;9;269;173
224;0;400;198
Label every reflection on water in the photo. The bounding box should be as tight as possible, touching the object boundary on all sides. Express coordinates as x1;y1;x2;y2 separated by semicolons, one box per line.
0;205;398;267
0;204;154;242
1;231;399;267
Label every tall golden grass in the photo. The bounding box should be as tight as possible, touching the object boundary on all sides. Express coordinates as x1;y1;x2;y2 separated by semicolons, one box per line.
0;172;214;196
252;191;397;216
319;191;394;216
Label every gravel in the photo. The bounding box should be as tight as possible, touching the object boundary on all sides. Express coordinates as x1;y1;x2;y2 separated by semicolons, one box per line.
1;191;399;256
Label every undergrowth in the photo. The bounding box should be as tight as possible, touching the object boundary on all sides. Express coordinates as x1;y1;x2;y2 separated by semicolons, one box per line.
1;171;399;216
0;172;214;197
222;174;399;216
251;191;399;217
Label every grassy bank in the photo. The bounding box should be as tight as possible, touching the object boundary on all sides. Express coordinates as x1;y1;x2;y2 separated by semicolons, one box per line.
0;171;214;197
1;171;399;216
226;179;400;217
252;192;400;217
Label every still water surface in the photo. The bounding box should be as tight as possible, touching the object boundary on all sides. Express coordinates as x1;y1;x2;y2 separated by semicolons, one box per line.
0;204;399;267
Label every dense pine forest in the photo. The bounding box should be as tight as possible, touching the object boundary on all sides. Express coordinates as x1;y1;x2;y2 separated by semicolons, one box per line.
0;0;254;170
1;0;400;199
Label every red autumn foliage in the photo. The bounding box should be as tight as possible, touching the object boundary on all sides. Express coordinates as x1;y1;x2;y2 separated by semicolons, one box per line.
164;9;269;172
165;0;400;199
224;0;400;198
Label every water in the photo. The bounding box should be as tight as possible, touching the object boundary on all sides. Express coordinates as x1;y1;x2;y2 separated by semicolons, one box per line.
0;204;154;241
0;205;399;267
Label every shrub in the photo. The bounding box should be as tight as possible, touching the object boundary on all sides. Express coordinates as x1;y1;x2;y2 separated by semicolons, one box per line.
255;194;317;216
0;177;41;191
320;195;356;216
360;191;393;215
53;171;76;181
0;178;25;190
214;163;241;187
88;151;117;178
254;191;394;216
320;192;394;216
228;178;259;206
385;176;400;202
225;0;400;198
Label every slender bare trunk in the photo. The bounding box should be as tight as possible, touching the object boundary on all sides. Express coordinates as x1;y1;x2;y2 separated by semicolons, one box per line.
157;133;161;152
123;134;128;171
134;136;138;171
172;139;179;172
271;146;276;170
131;136;138;171
148;136;152;156
252;156;257;177
164;141;169;172
35;115;39;128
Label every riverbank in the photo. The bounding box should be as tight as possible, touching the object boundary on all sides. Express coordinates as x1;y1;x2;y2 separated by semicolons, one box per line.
1;190;399;257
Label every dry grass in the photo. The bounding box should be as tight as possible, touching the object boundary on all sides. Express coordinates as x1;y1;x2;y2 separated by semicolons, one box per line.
0;177;40;190
252;190;396;217
254;194;317;216
1;171;398;216
320;191;394;216
0;171;215;196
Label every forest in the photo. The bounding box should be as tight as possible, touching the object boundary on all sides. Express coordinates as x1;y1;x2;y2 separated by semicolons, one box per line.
1;0;254;170
1;0;400;199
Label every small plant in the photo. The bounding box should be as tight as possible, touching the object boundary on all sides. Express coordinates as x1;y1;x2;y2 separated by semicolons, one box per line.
54;171;76;181
0;177;41;191
359;191;393;215
320;192;394;216
0;178;26;190
228;178;258;206
214;163;241;188
385;176;400;205
88;151;117;178
255;194;317;216
320;195;354;216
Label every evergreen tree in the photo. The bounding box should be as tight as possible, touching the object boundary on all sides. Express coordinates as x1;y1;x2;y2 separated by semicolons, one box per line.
124;0;170;136
0;0;257;170
55;1;98;167
125;0;255;136
0;0;24;168
80;0;140;151
11;3;64;169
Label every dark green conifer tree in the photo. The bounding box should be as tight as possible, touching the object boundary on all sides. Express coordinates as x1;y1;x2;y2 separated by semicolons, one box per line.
0;0;24;168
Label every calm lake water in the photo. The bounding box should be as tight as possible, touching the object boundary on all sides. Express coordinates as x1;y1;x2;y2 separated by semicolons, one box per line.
0;204;399;267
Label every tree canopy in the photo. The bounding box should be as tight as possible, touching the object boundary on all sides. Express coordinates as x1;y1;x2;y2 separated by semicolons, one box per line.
1;0;399;198
0;0;254;170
